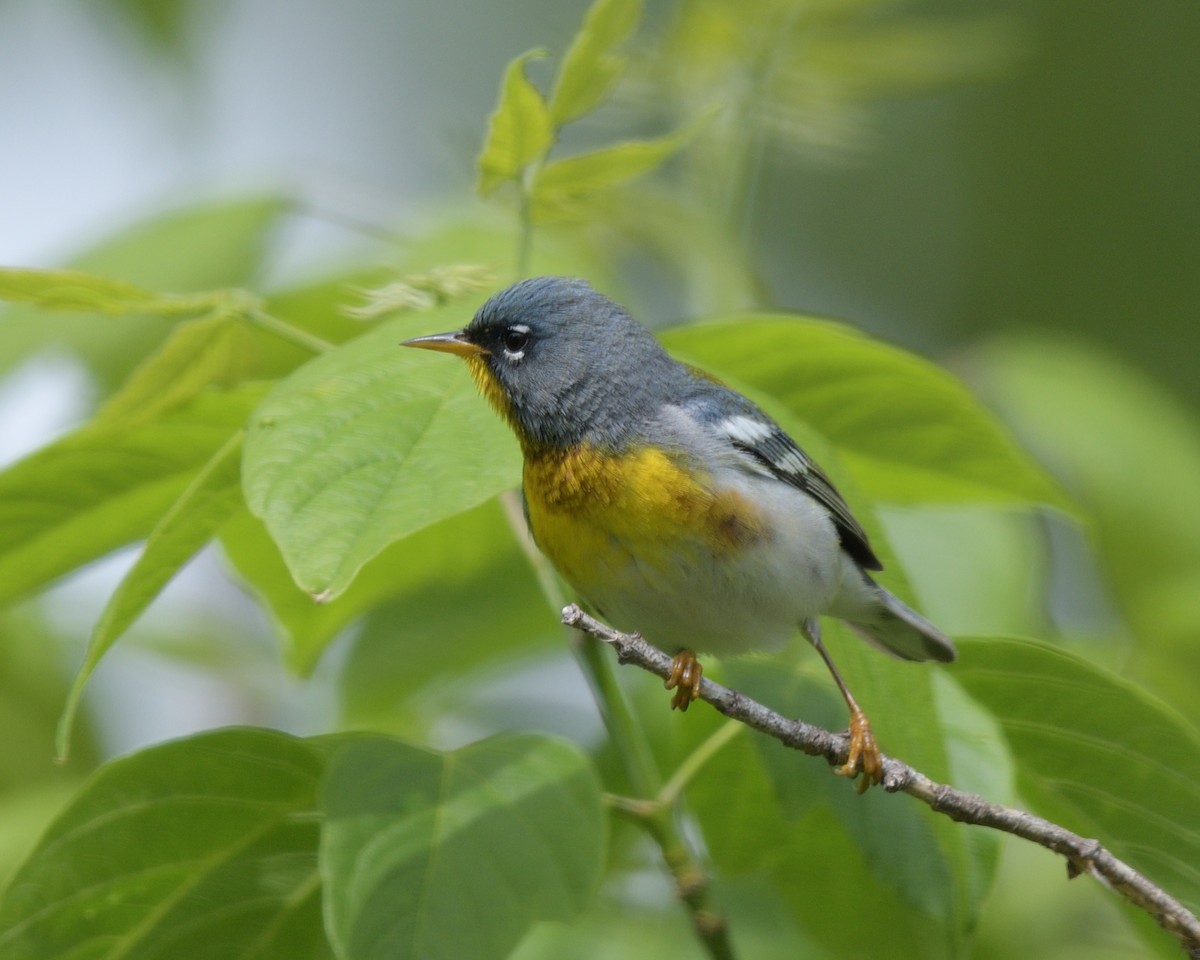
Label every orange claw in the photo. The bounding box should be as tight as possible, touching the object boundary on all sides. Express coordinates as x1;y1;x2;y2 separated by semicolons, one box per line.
665;649;703;711
836;707;884;793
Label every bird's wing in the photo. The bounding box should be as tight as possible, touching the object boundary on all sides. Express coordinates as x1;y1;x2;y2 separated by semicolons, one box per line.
678;386;883;571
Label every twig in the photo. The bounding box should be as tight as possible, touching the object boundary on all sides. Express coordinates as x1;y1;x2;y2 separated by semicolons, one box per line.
561;604;1200;960
658;720;745;809
247;308;335;354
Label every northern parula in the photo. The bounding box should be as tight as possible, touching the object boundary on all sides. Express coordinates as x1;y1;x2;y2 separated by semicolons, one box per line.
403;276;955;788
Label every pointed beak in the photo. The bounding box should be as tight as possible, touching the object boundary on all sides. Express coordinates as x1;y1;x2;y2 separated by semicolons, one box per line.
400;330;488;358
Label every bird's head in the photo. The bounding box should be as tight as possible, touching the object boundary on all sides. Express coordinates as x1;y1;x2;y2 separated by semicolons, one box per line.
403;276;674;450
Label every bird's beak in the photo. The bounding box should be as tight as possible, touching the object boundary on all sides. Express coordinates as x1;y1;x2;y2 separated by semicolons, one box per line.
400;330;488;358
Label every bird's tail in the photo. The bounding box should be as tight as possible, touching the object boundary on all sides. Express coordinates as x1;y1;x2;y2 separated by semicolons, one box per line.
846;582;957;663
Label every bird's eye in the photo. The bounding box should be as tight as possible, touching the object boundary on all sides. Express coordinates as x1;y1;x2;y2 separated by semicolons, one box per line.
502;325;529;356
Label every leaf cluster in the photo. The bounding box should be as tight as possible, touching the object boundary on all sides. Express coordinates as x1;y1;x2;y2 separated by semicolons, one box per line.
476;0;697;234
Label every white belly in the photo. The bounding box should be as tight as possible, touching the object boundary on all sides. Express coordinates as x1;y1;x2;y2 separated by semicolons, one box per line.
579;473;849;657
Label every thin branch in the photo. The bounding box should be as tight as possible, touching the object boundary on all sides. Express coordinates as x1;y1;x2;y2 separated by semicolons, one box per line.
658;720;745;810
247;309;335;354
637;806;736;960
562;604;1200;960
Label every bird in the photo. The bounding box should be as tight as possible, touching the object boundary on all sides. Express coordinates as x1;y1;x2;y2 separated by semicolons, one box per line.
402;276;955;790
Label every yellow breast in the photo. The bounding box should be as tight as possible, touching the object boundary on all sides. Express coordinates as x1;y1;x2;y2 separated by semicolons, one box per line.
523;443;765;591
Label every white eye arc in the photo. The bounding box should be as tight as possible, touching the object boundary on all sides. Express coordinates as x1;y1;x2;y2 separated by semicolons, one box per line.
502;323;530;359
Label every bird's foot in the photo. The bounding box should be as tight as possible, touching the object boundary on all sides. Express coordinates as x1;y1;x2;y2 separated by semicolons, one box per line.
836;707;884;794
665;649;702;712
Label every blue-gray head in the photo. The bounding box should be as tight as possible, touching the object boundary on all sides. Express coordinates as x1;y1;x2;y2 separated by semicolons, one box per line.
403;277;680;450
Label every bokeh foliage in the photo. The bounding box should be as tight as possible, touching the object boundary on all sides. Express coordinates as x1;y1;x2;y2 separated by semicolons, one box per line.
1;1;1198;958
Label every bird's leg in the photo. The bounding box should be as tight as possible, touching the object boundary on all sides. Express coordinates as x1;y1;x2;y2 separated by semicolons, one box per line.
802;619;883;793
665;648;702;712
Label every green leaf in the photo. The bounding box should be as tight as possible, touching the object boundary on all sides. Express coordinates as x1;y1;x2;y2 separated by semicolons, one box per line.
879;504;1049;638
548;0;641;125
684;714;799;873
0;783;80;891
69;196;284;298
336;509;559;724
56;432;246;759
0;611;99;885
686;733;959;958
953;636;1200;917
221;496;554;684
532;129;695;221
0;196;287;389
979;335;1200;569
513;881;825;960
0;266;249;317
980;334;1200;724
320;733;605;960
218;508;358;673
0;728;331;960
933;671;1013;920
0;609;101;787
242;307;521;601
723;660;957;924
772;805;961;958
662;316;1069;509
93;311;256;428
477;50;554;196
0;384;264;606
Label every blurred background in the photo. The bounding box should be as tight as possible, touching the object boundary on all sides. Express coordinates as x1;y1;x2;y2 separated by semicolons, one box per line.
4;1;1198;381
1;1;1198;957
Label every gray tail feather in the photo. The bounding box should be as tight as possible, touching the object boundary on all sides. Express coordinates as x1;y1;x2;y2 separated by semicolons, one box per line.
847;586;957;663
